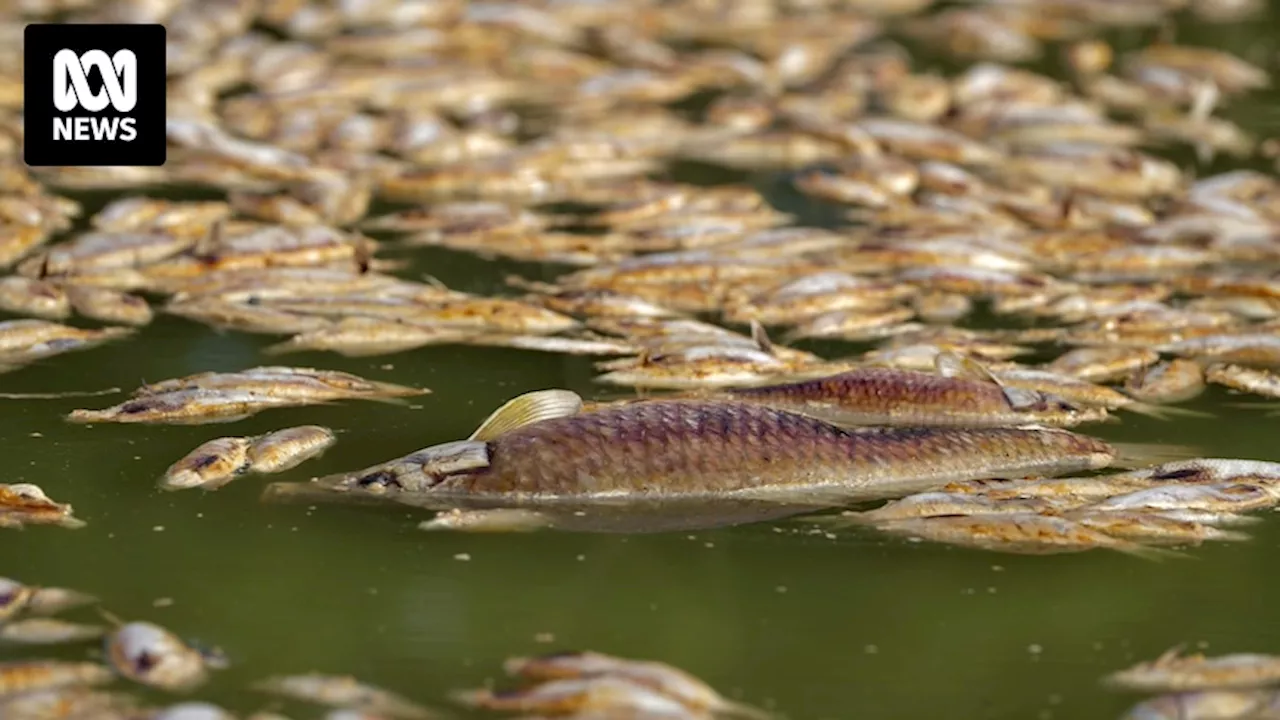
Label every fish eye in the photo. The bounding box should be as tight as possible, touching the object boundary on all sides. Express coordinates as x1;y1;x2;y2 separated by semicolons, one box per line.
355;470;402;491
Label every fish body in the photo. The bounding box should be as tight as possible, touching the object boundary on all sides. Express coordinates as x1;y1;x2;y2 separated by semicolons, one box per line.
721;367;1105;427
160;437;252;490
340;400;1115;502
1108;650;1280;692
247;426;336;474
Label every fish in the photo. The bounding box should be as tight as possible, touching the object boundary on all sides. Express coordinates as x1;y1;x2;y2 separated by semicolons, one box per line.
453;676;705;717
1066;511;1249;545
254;674;434;718
0;484;85;529
1084;483;1278;514
282;389;1133;506
1120;690;1280;720
1125;360;1207;404
135;366;427;401
870;513;1172;557
160;437;252;491
246;426;337;474
105;621;211;692
502;651;766;719
1205;363;1280;399
718;354;1108;428
1107;648;1280;692
0;660;115;698
0;618;105;645
67;389;305;425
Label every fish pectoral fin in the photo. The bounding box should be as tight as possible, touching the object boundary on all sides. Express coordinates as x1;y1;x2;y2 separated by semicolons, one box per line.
468;389;584;442
935;350;1001;385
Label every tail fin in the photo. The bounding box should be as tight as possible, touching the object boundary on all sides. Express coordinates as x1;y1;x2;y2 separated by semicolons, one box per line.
1110;442;1203;469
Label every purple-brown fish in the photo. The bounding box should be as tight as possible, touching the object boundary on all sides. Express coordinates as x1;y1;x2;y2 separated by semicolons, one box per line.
278;389;1122;505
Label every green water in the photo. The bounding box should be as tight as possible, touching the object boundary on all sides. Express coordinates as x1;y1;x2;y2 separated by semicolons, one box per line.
6;9;1280;720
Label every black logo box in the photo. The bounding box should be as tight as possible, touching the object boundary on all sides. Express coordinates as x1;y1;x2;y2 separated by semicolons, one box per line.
24;23;166;168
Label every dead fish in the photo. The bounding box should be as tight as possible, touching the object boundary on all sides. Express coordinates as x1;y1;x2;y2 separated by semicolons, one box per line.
1205;363;1280;399
871;513;1169;557
0;687;138;719
1066;511;1249;545
160;437;252;491
0;320;134;365
138;367;426;401
986;367;1198;420
1125;360;1207;404
1045;347;1161;384
418;508;556;533
720;354;1107;428
152;702;239;720
0;484;85;529
1162;335;1280;368
836;492;1074;523
502;651;766;719
0;277;71;320
1084;483;1278;514
454;676;700;717
0;617;105;645
64;285;154;326
254;674;434;718
265;317;474;356
0;578;32;621
68;390;304;426
1107;648;1280;692
0;660;115;698
1120;690;1280;720
25;586;97;616
290;389;1128;505
105;621;210;692
246;426;336;474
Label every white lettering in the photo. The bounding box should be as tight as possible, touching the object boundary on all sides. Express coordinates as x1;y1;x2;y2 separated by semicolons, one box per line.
52;49;137;113
52;117;73;140
119;118;136;142
73;117;90;140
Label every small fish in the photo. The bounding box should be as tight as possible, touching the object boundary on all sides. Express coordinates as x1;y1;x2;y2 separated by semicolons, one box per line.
1120;690;1280;720
64;285;154;326
246;426;336;474
0;617;105;645
0;687;138;719
837;492;1073;523
105;621;211;692
160;437;252;491
26;585;97;616
1046;347;1161;384
136;367;427;402
265;317;473;357
871;513;1166;557
1205;363;1280;399
1125;360;1207;404
152;702;239;720
721;354;1107;428
68;389;303;425
0;484;85;529
1163;335;1280;368
453;676;698;717
1066;511;1249;545
1107;648;1280;692
419;508;556;533
0;276;71;320
0;660;114;698
503;651;766;719
254;673;434;718
1085;483;1277;514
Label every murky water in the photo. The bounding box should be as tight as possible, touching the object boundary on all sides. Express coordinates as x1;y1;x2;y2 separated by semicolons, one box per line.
5;9;1280;720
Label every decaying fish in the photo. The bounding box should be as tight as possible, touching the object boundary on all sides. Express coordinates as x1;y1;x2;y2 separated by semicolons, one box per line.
719;354;1107;428
0;617;105;645
870;513;1167;557
0;660;115;698
254;674;434;718
0;484;85;529
1119;690;1280;720
105;621;211;692
246;425;337;474
274;389;1129;508
1205;363;1280;399
160;437;252;491
1107;648;1280;692
1125;360;1207;404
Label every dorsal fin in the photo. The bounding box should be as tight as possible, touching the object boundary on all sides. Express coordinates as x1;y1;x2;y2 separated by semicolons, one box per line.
194;219;224;259
935;351;998;384
750;319;776;355
468;389;584;442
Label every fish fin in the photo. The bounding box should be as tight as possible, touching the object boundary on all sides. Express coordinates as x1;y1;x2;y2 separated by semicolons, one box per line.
750;319;776;356
468;389;584;442
1120;402;1213;420
194;219;224;259
418;508;554;533
1109;442;1202;469
935;351;1000;385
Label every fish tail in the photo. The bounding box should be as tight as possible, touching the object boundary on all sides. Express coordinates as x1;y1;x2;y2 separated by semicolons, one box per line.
1109;442;1203;469
261;340;301;356
1121;402;1214;420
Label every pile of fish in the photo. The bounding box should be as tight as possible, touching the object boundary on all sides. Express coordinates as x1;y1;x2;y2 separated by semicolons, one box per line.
454;650;767;720
1109;648;1280;720
68;366;426;425
811;458;1280;556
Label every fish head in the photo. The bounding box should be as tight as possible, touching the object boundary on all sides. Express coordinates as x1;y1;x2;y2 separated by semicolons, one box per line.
343;441;492;494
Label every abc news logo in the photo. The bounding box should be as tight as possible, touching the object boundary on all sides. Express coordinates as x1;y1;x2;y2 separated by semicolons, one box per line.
24;24;166;167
